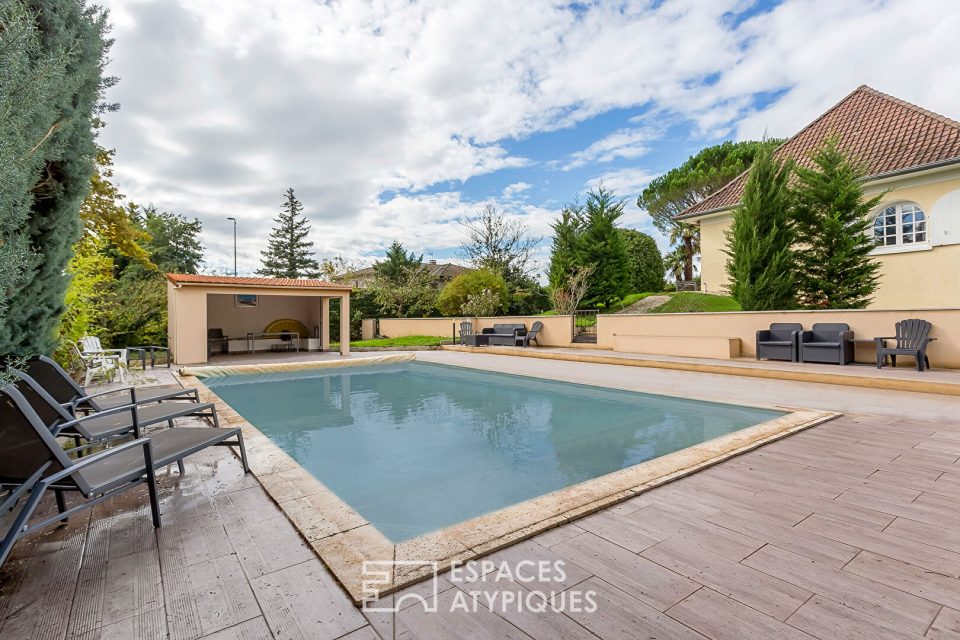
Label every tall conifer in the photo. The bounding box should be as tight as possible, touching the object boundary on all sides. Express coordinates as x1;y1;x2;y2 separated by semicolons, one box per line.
257;188;320;279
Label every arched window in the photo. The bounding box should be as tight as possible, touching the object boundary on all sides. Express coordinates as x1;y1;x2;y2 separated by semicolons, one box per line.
874;202;927;246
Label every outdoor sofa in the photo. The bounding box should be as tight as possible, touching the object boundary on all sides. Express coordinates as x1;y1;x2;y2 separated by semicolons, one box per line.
799;323;854;365
756;323;802;362
481;324;528;346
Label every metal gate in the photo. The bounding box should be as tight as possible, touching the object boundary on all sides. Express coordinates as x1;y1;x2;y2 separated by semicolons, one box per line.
573;309;598;343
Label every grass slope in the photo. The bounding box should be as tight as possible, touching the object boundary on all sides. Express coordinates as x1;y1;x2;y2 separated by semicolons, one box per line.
649;292;741;313
343;335;449;347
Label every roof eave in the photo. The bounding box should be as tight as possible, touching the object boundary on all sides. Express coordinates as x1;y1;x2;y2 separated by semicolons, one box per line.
675;205;736;221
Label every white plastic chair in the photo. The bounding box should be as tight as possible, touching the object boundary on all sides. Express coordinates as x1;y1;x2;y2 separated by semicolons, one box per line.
78;336;128;384
70;341;121;386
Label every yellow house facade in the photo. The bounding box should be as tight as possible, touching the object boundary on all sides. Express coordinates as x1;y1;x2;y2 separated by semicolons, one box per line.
681;86;960;310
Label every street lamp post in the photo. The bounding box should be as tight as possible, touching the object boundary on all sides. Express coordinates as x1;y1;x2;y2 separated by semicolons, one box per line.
226;217;237;276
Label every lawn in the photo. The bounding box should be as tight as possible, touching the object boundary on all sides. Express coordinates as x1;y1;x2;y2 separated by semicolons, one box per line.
649;292;741;313
347;335;449;347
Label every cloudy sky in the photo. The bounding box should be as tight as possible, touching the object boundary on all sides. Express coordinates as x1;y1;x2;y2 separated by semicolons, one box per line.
98;0;960;276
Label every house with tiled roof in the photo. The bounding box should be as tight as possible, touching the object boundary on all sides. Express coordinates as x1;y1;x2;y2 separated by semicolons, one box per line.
339;260;472;289
678;85;960;309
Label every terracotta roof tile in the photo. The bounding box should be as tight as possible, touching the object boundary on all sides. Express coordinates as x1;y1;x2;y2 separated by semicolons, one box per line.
166;273;350;289
680;85;960;218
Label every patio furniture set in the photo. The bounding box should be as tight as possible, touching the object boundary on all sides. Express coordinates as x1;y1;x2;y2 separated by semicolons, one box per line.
72;335;171;386
459;321;543;347
0;356;246;569
756;319;935;370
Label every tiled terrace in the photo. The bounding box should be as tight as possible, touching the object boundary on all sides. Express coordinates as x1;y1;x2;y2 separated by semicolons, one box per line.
4;358;960;639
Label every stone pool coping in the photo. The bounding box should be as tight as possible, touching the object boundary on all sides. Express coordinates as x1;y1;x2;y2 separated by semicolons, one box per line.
177;355;838;605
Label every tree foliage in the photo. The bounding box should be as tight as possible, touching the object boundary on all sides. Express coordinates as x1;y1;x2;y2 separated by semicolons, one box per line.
368;267;438;318
725;146;797;311
258;188;320;278
436;269;508;316
576;188;631;308
459;204;540;281
619;228;665;293
1;0;114;358
547;188;632;310
638;139;783;282
459;204;546;314
792;138;882;309
373;240;422;283
550;265;594;315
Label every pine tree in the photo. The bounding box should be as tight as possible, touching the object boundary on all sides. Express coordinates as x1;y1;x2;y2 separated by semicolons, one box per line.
792;138;882;309
257;188;320;279
547;205;583;292
577;187;631;309
0;0;113;358
373;240;422;283
725;146;796;310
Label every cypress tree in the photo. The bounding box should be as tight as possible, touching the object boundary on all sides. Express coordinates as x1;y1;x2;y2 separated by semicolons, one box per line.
0;0;113;357
547;205;583;292
577;187;631;309
257;188;321;279
792;138;882;309
725;146;796;310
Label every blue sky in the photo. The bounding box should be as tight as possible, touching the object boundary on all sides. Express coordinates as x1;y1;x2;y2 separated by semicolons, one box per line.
99;0;960;275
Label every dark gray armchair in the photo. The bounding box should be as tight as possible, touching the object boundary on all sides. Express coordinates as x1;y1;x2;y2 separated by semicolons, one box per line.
756;323;802;362
799;323;854;365
876;319;935;371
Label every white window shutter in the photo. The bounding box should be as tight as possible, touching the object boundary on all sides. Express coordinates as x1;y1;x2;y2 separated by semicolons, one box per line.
931;189;960;246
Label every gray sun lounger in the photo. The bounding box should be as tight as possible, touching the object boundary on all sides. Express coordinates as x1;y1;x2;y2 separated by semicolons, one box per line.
25;355;199;412
0;384;248;567
11;370;219;445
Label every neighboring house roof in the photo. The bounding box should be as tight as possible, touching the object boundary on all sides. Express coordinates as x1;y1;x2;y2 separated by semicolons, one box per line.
166;273;351;289
342;261;471;280
679;85;960;219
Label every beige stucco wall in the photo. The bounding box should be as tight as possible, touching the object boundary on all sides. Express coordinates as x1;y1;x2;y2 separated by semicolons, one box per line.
369;315;574;346
598;308;960;368
693;167;960;309
168;282;350;364
206;294;319;338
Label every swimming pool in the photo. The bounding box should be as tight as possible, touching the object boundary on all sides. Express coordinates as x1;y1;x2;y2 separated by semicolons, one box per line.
204;360;784;542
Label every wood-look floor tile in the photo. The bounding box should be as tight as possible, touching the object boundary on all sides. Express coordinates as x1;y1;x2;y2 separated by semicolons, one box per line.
927;607;960;640
743;544;939;635
786;595;926;640
552;531;699;611
796;513;960;577
221;511;315;580
157;513;232;574
666;587;817;640
707;507;858;567
164;554;261;640
563;577;707;640
249;559;365;640
640;538;810;621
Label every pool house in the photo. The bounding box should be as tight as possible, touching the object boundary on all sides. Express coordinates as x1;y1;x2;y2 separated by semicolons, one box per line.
166;274;352;364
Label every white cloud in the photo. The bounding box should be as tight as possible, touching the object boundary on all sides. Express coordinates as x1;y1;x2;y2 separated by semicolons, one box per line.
562;128;659;170
96;0;960;275
585;168;659;197
502;182;533;198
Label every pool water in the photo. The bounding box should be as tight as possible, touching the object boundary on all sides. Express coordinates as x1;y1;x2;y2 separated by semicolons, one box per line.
205;362;783;542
